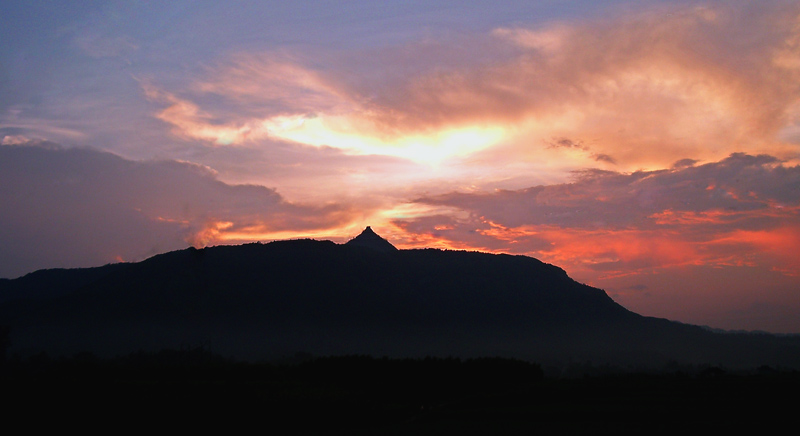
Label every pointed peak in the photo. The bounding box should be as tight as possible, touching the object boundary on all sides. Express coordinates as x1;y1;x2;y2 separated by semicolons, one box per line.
345;226;398;252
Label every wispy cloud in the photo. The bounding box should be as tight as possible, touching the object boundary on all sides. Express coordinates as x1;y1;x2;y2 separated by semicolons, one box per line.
141;1;800;174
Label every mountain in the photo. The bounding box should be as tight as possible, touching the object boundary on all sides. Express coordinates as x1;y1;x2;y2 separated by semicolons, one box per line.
2;228;799;370
345;226;398;252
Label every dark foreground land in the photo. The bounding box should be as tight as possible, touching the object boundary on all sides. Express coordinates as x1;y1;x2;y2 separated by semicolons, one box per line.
3;349;798;435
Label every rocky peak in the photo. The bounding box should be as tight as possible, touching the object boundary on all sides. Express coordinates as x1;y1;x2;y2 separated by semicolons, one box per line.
345;226;398;252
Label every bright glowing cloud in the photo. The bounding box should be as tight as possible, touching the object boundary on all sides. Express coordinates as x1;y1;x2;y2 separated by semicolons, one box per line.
143;71;507;165
276;119;505;164
142;1;800;176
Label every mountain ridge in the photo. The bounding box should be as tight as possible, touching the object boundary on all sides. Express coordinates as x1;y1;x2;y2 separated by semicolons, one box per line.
1;229;799;369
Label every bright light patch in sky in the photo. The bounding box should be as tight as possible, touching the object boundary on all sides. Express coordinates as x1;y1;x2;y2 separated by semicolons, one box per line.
276;120;506;164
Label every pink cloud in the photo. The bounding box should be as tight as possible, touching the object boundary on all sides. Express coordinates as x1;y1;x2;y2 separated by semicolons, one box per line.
397;153;800;279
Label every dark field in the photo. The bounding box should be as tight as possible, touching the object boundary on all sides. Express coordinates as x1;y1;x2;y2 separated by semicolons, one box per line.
3;350;797;435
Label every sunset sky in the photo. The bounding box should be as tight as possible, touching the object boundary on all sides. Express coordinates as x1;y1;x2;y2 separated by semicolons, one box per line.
2;0;799;333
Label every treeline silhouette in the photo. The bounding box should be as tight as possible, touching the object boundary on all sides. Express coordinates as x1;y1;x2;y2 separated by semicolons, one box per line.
2;348;798;434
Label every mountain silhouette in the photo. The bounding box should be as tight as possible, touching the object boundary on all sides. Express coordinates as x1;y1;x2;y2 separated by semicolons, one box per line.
345;226;398;252
1;228;799;369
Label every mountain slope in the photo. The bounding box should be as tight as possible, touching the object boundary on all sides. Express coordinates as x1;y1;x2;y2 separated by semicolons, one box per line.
344;226;398;252
2;230;799;369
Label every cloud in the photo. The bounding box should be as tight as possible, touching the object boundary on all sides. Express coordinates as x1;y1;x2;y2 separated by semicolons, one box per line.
0;142;361;278
398;153;800;277
546;136;618;164
194;52;353;116
142;71;505;165
382;149;800;332
140;1;800;174
2;134;33;145
672;158;699;169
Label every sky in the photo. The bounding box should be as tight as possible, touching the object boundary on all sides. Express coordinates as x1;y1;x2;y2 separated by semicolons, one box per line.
2;0;799;334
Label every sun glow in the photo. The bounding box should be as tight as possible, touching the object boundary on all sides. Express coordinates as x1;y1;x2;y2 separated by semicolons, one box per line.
148;79;508;165
273;115;506;165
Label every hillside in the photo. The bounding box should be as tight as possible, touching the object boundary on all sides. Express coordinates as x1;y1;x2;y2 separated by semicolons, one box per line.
1;228;799;369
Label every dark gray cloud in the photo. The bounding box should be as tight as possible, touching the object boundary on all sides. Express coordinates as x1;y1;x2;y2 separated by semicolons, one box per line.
545;137;618;165
672;158;699;168
0;142;355;278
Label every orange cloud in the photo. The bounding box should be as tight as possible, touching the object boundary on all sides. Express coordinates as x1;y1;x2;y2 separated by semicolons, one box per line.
390;217;800;281
713;226;800;270
187;220;234;248
393;151;800;281
649;205;800;226
143;2;800;175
